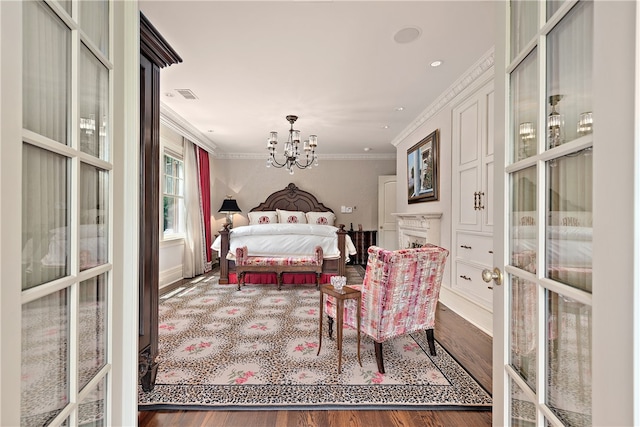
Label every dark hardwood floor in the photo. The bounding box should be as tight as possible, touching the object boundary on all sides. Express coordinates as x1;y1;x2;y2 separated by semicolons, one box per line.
139;272;493;427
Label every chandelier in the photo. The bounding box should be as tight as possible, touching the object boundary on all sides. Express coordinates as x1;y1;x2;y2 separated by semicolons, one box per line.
266;115;318;174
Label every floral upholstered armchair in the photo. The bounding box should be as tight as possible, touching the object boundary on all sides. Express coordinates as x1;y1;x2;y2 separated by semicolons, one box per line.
324;244;449;374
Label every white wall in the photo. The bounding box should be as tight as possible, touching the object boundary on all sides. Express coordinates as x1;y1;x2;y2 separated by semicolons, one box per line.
210;157;396;234
393;49;495;334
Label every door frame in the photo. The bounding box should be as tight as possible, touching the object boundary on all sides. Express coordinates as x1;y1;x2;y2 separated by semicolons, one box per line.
492;1;507;422
112;1;141;424
377;175;397;250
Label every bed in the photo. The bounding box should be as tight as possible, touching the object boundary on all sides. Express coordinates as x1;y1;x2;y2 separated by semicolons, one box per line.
510;211;592;370
511;210;592;292
211;183;357;285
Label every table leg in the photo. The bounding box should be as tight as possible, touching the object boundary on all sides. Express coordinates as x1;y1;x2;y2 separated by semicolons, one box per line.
356;294;362;367
337;299;344;373
317;292;323;356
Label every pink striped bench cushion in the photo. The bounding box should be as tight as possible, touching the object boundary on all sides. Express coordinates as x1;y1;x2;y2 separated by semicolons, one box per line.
239;256;320;267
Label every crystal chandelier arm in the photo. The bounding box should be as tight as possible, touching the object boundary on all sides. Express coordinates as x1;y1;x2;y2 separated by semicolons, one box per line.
268;151;288;168
294;150;317;169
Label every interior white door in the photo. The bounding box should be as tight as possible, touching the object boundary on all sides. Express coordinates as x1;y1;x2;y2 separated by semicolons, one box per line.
377;175;397;250
0;1;139;425
492;1;608;425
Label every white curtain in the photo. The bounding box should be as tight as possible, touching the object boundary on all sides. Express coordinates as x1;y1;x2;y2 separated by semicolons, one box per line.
22;145;68;289
23;0;69;144
182;138;205;278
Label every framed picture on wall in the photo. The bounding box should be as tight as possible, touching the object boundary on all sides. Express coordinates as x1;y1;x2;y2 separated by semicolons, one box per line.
407;129;439;203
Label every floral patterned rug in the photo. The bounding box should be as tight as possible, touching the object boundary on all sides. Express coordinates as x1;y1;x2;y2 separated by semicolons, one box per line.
138;268;492;410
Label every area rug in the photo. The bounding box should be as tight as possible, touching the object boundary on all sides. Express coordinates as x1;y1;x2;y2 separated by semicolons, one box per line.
138;268;492;411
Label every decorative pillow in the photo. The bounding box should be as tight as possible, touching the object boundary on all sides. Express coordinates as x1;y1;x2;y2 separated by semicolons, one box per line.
276;209;307;224
306;211;336;226
248;211;278;225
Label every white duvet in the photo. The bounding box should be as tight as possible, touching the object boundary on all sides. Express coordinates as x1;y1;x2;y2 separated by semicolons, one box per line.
511;225;592;267
211;223;357;260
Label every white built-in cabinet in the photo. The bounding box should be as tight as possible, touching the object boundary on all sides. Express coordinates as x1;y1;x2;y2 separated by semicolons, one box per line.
451;79;494;310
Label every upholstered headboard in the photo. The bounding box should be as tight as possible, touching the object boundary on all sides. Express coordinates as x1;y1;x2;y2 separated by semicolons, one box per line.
250;183;334;213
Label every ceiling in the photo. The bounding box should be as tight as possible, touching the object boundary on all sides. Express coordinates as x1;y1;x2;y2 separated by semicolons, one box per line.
139;1;496;157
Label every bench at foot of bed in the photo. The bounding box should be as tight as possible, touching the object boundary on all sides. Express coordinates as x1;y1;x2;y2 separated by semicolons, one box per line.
235;246;324;291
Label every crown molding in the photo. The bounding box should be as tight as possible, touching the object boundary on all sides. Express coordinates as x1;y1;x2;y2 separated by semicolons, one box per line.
214;152;396;161
160;102;218;154
391;47;495;147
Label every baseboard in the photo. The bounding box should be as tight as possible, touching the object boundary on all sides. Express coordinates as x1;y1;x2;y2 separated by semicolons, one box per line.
439;286;493;336
160;265;183;290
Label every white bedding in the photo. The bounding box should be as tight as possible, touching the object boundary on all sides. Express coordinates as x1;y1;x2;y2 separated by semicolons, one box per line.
39;225;107;269
511;225;592;267
211;223;357;260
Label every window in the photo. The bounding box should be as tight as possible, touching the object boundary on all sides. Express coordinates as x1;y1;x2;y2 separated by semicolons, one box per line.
163;153;185;237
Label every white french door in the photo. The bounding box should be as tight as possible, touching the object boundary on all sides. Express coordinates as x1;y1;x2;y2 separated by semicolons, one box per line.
0;1;139;425
493;1;638;426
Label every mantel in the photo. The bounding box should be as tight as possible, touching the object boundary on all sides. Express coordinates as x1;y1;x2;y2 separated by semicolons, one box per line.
392;212;442;228
392;212;442;247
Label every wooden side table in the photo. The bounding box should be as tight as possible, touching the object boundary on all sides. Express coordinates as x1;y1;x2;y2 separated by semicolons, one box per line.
317;284;362;373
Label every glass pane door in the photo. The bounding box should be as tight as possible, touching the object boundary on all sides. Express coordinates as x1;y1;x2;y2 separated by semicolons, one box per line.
505;1;593;425
21;1;113;425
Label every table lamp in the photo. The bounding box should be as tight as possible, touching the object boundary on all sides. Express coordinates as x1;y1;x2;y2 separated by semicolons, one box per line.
218;196;241;228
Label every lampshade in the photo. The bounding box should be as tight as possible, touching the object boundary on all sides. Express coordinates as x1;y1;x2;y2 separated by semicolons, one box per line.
218;198;241;213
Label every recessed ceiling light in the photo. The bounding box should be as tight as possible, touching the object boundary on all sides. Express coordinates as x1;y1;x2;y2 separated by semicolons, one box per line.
430;60;443;68
395;107;405;111
394;27;421;44
364;147;372;152
383;125;390;129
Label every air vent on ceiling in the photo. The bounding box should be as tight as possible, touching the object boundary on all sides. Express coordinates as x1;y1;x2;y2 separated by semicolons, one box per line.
175;89;198;100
